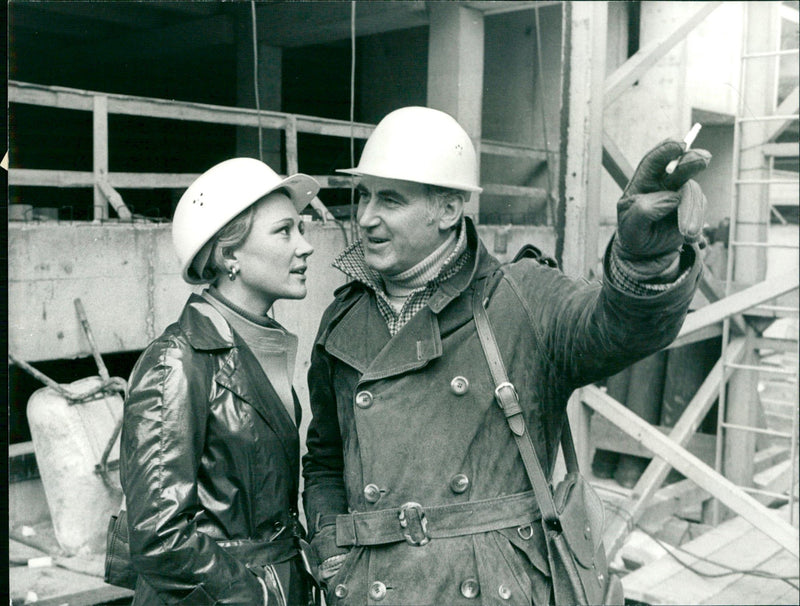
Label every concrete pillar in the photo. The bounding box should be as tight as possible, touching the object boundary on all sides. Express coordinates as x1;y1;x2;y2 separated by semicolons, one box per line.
236;11;282;170
427;3;484;219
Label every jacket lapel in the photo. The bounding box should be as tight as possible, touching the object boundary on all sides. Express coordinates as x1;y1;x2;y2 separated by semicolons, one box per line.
214;341;299;473
180;294;298;470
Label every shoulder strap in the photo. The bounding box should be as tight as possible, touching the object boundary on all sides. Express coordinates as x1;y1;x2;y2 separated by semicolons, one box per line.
472;281;577;526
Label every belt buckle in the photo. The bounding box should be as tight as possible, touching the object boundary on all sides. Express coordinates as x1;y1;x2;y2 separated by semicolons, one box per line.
398;502;430;546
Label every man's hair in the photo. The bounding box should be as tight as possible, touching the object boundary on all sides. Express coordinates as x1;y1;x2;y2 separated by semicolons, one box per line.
424;184;466;223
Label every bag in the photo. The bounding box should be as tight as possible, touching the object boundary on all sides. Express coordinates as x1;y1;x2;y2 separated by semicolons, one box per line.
472;277;623;606
104;510;138;589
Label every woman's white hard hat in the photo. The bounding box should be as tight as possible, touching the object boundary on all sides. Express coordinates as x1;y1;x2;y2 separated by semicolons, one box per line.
338;106;482;193
172;158;320;284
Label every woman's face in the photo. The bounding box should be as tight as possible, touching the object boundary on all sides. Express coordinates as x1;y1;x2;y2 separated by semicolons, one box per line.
228;192;314;313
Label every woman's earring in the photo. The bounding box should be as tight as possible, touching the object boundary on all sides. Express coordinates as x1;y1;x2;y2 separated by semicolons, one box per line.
228;266;240;281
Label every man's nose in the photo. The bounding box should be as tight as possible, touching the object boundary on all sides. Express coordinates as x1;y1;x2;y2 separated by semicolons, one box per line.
357;198;380;228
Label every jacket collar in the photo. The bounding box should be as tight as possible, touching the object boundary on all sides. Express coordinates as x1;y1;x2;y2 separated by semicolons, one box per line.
178;293;236;351
324;218;500;380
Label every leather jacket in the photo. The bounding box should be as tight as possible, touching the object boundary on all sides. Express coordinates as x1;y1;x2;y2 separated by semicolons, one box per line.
303;219;701;605
120;294;308;605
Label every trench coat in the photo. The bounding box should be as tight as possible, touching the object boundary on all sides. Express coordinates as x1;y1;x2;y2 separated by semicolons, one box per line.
303;219;701;605
120;294;309;605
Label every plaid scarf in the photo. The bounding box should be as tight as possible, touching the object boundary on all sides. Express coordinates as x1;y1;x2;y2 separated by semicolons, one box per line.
333;220;471;336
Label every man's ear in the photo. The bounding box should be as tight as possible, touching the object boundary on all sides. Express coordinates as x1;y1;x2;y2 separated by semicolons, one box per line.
438;192;466;231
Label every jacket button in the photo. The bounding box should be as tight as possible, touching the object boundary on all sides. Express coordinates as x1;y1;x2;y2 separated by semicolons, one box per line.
450;376;469;395
460;578;480;599
498;584;512;600
334;583;348;598
369;581;387;600
355;391;374;409
363;484;381;503
449;473;470;494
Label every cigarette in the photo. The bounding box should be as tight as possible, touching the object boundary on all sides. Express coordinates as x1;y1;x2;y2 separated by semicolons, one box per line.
665;123;702;174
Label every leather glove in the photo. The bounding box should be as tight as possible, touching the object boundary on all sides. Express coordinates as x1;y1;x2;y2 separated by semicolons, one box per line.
309;525;350;584
614;139;711;278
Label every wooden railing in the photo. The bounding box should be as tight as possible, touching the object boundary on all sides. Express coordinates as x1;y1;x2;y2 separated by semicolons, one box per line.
9;80;552;221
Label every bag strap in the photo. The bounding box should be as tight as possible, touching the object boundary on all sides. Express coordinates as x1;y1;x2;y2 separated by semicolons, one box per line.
472;280;577;529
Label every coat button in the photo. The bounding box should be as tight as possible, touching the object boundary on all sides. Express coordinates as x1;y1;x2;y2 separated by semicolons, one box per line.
449;473;470;494
498;584;512;600
369;581;387;600
355;391;374;409
460;578;480;599
450;376;469;395
363;484;381;503
334;584;348;598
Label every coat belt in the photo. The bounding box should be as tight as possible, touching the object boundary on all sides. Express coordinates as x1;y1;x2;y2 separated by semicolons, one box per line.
216;536;298;566
334;491;540;547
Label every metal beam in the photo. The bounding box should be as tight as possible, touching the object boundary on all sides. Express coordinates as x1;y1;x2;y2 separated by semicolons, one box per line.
602;338;746;558
582;384;799;557
604;2;723;107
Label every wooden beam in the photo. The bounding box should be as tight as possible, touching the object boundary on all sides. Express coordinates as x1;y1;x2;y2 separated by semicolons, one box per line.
765;86;799;142
604;2;723;107
582;384;799;557
602;338;746;558
761;142;799;158
697;273;748;335
592;416;716;463
601;130;634;190
92;95;108;221
560;1;606;277
677;271;799;338
667;322;723;349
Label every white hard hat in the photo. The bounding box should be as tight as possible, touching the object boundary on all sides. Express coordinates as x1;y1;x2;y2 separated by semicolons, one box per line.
338;106;482;193
172;158;319;284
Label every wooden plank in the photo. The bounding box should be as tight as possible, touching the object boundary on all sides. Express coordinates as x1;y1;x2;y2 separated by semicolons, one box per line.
762;142;799;157
604;339;745;558
668;322;723;349
92;95;108;221
677;272;799;338
601;130;633;190
480;184;548;197
765;86;799;143
582;385;800;557
604;2;723;106
633;524;788;605
481;139;550;160
592;416;716;462
623;515;755;602
708;550;799;605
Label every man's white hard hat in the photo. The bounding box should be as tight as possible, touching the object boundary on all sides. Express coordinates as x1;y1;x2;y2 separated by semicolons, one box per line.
172;158;319;284
338;106;483;193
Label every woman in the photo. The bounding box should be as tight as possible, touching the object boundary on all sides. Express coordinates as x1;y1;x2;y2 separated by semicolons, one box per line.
120;158;319;605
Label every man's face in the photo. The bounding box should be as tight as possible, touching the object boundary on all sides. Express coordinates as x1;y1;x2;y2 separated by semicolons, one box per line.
356;176;449;277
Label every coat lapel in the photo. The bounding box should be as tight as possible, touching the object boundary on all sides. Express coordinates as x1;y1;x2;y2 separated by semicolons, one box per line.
180;294;298;471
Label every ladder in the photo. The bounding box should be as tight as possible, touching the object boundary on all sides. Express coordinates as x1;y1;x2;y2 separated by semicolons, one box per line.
716;1;800;525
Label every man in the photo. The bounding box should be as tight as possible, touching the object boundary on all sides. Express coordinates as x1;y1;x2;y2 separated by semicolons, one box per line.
302;106;709;605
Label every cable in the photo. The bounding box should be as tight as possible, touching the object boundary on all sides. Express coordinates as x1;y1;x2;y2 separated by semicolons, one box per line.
532;4;555;226
250;0;263;162
604;500;800;590
348;0;358;243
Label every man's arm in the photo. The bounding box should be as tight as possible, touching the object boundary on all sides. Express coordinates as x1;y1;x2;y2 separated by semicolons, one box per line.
302;314;351;578
503;139;709;388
